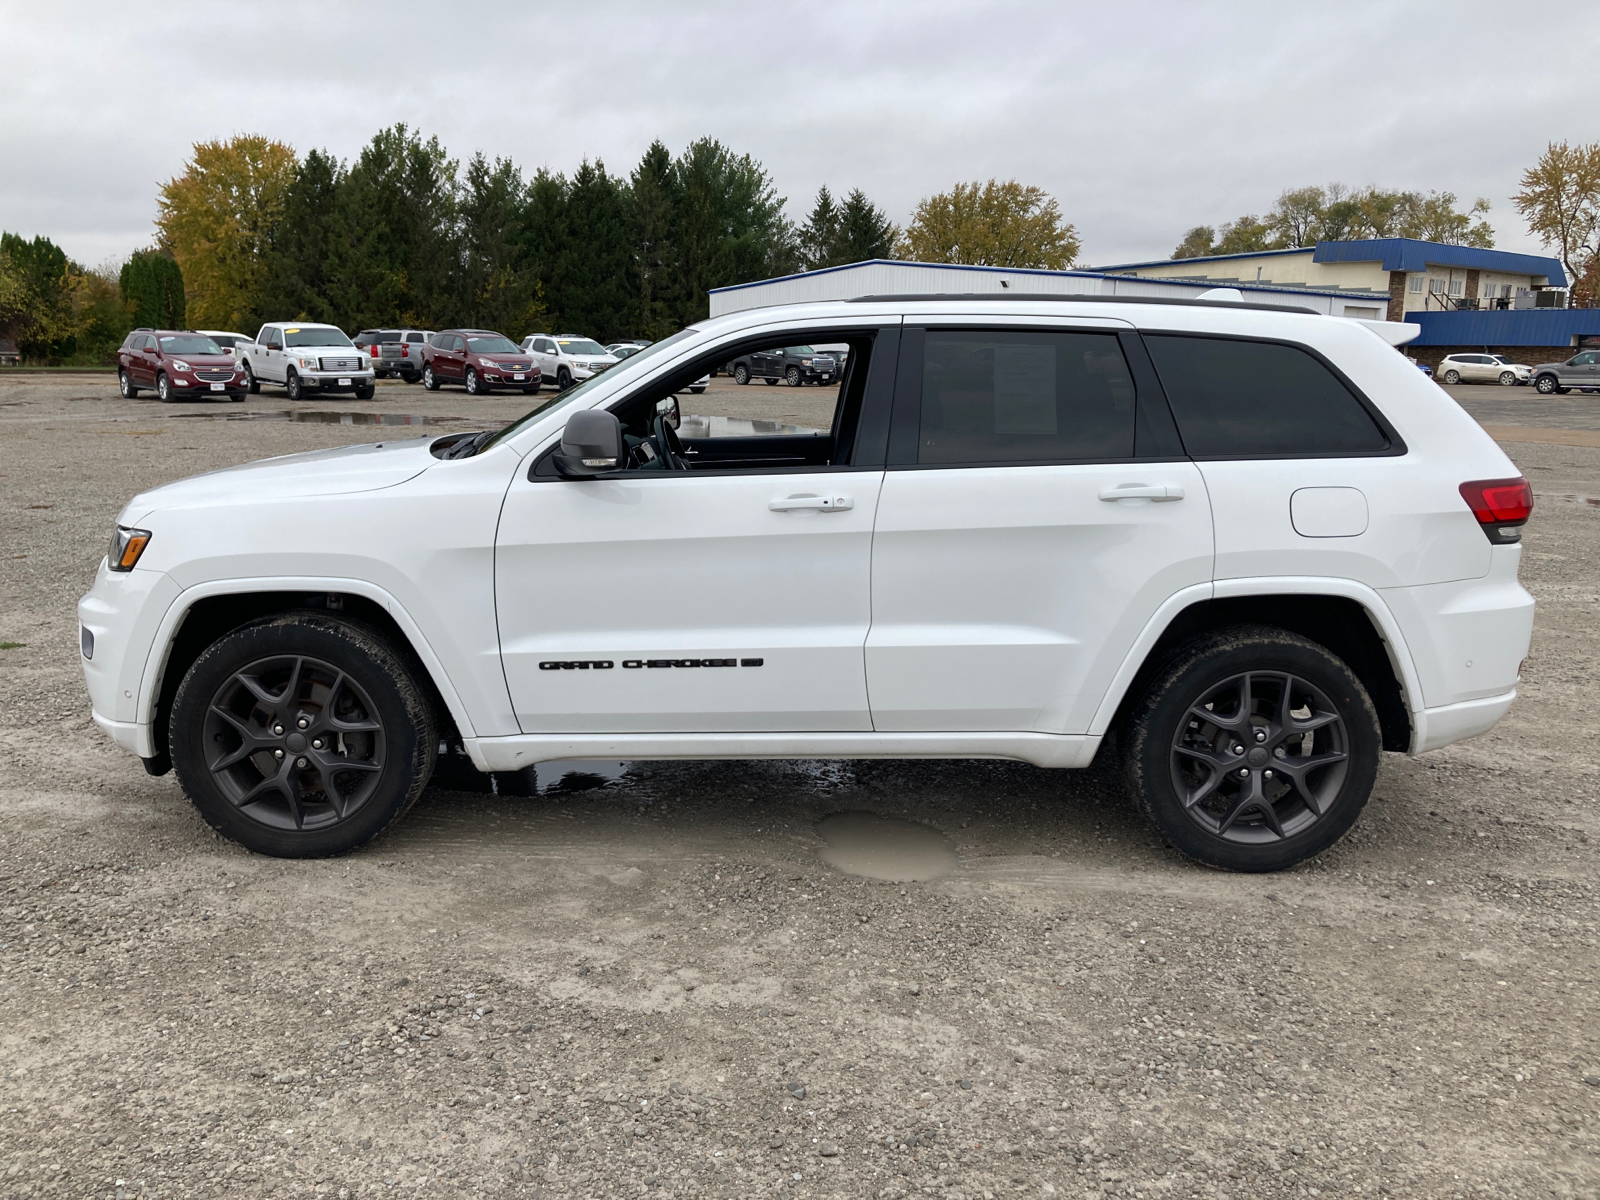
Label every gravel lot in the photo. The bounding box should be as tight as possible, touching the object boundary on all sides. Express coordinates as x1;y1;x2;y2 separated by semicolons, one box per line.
1;373;1598;1200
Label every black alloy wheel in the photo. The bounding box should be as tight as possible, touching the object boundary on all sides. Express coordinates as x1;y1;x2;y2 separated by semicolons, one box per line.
1535;375;1558;394
118;368;138;399
243;362;260;394
285;368;303;402
1499;371;1516;386
465;367;482;396
786;366;802;386
733;363;750;385
1442;369;1460;384
423;364;439;390
1123;626;1379;872
169;614;435;858
557;367;572;390
156;372;173;403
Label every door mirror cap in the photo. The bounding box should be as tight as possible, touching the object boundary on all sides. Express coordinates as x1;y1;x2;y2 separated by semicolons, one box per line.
553;409;624;478
656;395;680;429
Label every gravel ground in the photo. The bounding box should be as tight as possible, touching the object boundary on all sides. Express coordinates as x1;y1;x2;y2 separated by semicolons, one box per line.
1;375;1598;1200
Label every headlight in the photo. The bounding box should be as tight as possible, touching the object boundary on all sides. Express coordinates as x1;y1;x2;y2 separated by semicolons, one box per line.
171;360;191;372
299;356;318;369
481;357;497;367
108;526;152;572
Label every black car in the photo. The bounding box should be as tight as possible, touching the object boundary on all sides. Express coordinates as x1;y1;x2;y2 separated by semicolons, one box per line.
727;345;838;386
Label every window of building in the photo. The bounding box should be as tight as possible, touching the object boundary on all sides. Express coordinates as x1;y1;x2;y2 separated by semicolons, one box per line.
1429;278;1446;294
1448;280;1463;297
1344;306;1381;320
913;330;1137;465
1408;275;1424;293
1143;335;1390;458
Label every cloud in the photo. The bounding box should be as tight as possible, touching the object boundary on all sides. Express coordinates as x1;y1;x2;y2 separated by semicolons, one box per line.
3;0;1596;267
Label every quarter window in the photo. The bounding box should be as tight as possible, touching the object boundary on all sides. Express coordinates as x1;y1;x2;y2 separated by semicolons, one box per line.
1143;335;1389;458
915;330;1136;465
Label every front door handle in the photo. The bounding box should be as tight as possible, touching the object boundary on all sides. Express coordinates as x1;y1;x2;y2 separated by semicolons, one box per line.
769;493;854;512
1099;483;1185;503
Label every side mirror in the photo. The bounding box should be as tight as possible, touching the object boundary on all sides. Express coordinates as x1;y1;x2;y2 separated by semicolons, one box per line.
553;409;624;478
656;395;680;429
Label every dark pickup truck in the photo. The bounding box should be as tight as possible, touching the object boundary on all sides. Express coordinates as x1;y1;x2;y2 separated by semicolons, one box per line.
726;345;839;386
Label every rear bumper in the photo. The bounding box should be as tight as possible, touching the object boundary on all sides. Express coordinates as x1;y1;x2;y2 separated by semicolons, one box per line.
1412;690;1518;754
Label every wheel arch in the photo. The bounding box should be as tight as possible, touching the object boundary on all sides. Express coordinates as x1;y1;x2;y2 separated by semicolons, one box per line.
139;580;475;773
1095;584;1418;753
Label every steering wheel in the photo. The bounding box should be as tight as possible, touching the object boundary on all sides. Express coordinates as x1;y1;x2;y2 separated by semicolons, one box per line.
652;410;688;471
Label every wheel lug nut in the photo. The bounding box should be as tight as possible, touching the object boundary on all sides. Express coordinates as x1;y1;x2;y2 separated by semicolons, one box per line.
1255;730;1267;742
311;738;324;750
296;757;308;768
1264;769;1274;779
274;749;284;760
273;724;284;735
1231;744;1244;755
297;717;309;729
1238;768;1249;777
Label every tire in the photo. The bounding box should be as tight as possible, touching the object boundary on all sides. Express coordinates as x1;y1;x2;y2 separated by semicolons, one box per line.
355;385;375;401
786;366;802;387
118;367;139;399
465;367;482;396
1122;625;1380;873
285;369;303;402
231;392;246;403
169;613;436;858
1442;369;1460;384
690;386;706;394
733;364;750;385
557;367;572;390
242;361;260;394
1535;374;1558;394
423;364;439;391
1499;371;1516;386
403;372;421;385
156;372;174;403
522;386;538;395
763;376;778;386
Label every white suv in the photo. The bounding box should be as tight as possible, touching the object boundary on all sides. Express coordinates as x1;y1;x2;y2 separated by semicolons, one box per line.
520;333;618;389
238;323;375;401
79;295;1534;871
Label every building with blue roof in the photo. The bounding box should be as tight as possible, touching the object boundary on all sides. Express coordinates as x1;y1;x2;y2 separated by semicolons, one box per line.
1095;239;1567;323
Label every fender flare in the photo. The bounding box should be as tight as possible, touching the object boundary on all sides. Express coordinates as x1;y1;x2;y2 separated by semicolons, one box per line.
1086;576;1427;743
133;575;480;747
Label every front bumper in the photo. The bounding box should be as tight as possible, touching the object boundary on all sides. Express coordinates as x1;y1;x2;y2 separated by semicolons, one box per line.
79;559;181;760
170;375;248;396
299;371;375;390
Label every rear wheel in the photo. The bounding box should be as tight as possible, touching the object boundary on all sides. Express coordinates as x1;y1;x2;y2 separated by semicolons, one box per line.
422;364;439;391
1442;369;1460;384
169;613;436;858
118;367;139;398
733;364;750;385
1499;371;1516;386
1123;626;1379;872
285;369;303;402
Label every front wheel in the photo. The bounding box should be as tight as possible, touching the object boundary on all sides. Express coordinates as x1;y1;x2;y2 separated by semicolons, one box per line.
1499;371;1516;386
1535;374;1558;394
1442;369;1460;384
422;364;439;391
354;385;375;400
156;372;174;403
1122;626;1379;873
733;364;750;385
118;367;139;398
169;613;436;858
242;361;260;394
465;367;482;396
786;366;802;386
285;369;303;402
556;367;572;390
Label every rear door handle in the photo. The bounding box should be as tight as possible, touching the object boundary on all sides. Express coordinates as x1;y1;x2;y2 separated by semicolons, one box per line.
1099;484;1185;502
769;493;854;512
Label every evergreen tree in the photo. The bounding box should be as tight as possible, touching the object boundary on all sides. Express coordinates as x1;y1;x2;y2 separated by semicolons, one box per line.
255;148;343;326
453;152;543;336
799;186;842;270
119;249;186;329
0;233;75;357
629;140;678;341
549;160;634;342
836;188;897;263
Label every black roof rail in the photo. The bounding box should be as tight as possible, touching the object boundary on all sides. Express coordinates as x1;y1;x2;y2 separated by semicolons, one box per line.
845;292;1319;316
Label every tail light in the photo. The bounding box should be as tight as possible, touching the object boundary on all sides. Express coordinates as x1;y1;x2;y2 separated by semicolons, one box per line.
370;345;379;357
402;345;409;357
1459;477;1533;543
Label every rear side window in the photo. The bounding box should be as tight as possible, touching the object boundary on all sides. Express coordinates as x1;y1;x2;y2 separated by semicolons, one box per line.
916;330;1136;465
1143;335;1389;458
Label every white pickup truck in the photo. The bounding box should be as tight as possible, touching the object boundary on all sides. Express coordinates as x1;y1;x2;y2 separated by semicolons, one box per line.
239;323;376;401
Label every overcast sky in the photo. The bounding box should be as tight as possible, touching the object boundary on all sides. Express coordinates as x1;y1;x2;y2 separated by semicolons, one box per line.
4;0;1597;272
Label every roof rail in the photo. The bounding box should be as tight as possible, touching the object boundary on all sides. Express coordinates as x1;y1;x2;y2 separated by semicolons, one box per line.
845;293;1319;316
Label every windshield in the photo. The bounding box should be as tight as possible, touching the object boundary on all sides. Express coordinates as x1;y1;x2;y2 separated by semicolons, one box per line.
786;346;818;355
612;345;641;360
284;327;354;348
1491;356;1516;364
159;335;224;355
557;338;607;356
467;336;520;354
479;328;698;453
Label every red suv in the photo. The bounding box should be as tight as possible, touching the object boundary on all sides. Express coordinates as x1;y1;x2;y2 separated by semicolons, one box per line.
117;329;247;402
421;330;540;395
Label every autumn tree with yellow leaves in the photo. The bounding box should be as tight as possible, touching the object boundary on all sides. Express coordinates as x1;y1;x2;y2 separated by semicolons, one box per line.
898;180;1081;270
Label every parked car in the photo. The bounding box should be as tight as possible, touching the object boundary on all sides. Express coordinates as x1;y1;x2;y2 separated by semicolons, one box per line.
195;330;252;356
605;341;652;354
520;334;618;390
1407;358;1432;377
1436;354;1532;386
727;344;839;386
354;328;433;382
237;324;375;401
116;329;248;402
421;330;540;395
613;342;706;392
1531;349;1600;394
82;294;1535;872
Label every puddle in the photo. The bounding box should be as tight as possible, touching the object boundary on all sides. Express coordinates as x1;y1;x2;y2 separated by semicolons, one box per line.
815;811;958;882
168;410;484;426
429;754;628;797
679;414;825;438
534;760;629;793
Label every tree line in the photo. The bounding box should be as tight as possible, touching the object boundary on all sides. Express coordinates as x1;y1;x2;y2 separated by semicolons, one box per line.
4;136;1599;364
